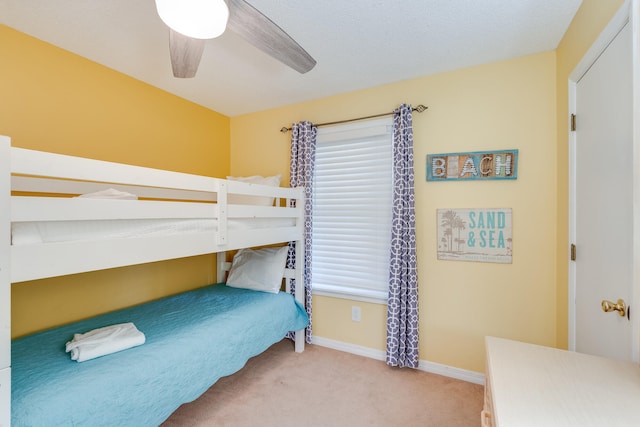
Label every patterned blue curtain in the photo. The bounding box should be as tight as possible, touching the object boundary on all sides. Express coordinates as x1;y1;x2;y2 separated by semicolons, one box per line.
286;121;317;343
386;104;419;368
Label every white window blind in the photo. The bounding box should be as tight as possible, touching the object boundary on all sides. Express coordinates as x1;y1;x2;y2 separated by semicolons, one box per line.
312;118;393;304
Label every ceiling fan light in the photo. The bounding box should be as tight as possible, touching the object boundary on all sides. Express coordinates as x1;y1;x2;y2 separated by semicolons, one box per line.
155;0;229;39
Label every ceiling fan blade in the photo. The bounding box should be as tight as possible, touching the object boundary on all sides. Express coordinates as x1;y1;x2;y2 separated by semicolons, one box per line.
226;0;316;74
169;29;206;78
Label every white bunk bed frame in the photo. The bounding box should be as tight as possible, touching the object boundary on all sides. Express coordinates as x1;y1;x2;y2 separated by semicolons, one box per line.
0;135;306;426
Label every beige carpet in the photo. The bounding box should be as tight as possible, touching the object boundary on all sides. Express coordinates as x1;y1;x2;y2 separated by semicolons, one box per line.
162;340;484;427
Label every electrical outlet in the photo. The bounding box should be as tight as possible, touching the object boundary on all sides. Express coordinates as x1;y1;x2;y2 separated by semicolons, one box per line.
351;306;361;322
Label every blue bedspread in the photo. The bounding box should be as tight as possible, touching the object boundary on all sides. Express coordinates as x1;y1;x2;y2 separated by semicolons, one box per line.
11;284;309;427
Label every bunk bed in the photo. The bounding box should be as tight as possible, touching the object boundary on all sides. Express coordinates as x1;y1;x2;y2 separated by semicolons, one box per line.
0;135;309;426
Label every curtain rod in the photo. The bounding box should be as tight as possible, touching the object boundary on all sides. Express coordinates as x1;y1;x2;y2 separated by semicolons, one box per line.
279;104;428;133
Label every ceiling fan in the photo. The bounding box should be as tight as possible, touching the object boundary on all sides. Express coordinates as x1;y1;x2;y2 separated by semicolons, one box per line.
155;0;316;78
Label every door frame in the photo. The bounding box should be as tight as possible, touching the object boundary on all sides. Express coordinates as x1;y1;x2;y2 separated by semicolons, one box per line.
568;0;640;361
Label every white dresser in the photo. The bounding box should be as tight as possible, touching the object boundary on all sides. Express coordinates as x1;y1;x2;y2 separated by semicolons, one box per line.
483;336;640;427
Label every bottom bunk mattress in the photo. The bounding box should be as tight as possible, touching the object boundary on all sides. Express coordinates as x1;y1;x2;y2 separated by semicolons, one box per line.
11;284;309;427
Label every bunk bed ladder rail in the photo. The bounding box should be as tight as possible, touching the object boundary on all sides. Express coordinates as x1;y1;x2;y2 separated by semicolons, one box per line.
289;190;306;353
217;180;228;246
0;136;12;427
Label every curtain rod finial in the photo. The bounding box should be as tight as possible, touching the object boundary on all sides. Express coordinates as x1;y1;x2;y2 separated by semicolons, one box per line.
414;104;428;113
280;127;291;133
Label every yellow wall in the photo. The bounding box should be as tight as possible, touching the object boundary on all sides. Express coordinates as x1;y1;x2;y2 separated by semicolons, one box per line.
554;0;625;349
231;51;558;373
0;26;231;337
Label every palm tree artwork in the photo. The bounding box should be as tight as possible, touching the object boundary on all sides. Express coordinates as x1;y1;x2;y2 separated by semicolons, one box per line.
439;210;466;254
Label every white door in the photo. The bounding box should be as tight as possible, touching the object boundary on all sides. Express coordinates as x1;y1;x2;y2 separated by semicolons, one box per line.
571;19;634;361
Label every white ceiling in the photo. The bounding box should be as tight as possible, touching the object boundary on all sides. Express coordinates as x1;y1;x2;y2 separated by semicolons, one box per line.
0;0;582;117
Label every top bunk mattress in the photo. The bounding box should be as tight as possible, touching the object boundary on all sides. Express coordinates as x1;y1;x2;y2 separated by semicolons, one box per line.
12;284;309;427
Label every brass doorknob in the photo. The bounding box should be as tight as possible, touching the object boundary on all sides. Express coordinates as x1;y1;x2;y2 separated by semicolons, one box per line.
602;299;627;317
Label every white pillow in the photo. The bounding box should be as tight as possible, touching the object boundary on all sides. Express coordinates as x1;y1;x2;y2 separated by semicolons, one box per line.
226;246;289;294
226;174;281;206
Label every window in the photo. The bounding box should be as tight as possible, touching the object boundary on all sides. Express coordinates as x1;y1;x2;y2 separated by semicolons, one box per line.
311;118;393;304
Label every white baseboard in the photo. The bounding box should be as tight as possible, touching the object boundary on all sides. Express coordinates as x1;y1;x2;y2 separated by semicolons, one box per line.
417;358;485;385
311;336;485;385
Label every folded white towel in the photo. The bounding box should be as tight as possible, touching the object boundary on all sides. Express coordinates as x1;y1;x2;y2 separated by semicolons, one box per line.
65;322;146;362
76;188;138;200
